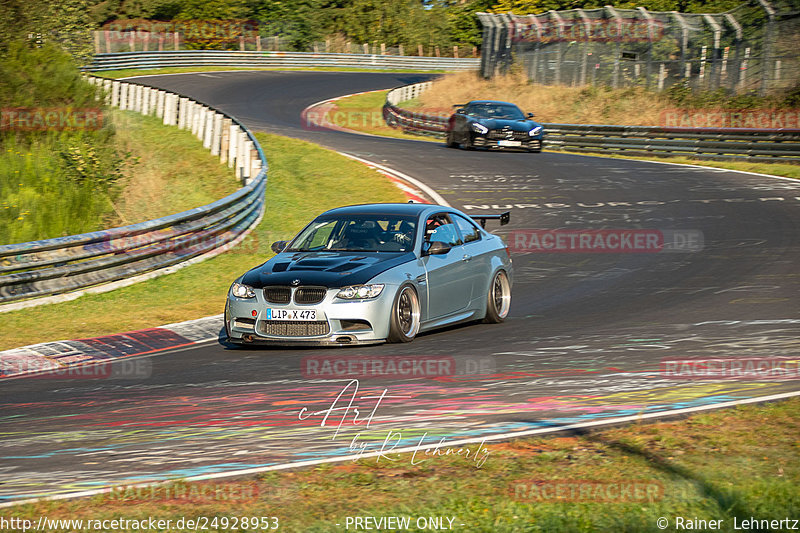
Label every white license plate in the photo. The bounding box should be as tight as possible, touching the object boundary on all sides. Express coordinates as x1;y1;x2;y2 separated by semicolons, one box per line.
498;140;522;147
266;309;317;321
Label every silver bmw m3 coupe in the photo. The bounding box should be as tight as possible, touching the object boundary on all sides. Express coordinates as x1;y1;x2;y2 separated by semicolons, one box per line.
225;203;512;346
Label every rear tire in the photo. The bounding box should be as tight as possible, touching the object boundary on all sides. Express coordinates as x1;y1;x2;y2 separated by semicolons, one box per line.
483;270;511;323
388;285;421;342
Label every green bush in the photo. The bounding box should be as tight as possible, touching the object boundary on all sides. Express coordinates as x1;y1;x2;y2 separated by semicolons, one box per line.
0;133;129;243
0;41;130;244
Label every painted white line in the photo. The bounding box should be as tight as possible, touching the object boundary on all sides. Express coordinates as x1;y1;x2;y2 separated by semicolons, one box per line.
117;70;281;80
338;152;450;207
550;149;799;182
619;157;799;182
3;388;798;508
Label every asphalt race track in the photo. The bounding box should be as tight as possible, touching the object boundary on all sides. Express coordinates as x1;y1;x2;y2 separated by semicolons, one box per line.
1;71;799;503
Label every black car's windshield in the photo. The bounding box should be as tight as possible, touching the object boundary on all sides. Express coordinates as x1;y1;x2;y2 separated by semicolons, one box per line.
286;214;418;252
467;103;526;120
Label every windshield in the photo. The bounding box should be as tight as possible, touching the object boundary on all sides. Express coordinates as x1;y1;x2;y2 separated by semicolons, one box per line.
467;103;526;120
286;214;418;252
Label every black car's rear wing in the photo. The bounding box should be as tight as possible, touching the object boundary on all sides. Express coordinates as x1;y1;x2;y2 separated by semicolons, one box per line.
471;211;510;228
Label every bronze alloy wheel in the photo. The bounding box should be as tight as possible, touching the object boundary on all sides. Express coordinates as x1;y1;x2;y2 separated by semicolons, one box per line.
483;270;511;323
388;285;421;342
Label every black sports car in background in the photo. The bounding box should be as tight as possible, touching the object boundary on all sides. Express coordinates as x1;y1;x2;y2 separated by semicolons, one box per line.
446;100;544;152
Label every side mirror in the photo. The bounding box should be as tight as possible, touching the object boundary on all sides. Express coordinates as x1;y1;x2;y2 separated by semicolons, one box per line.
271;240;288;254
527;112;535;118
423;241;451;256
456;108;466;115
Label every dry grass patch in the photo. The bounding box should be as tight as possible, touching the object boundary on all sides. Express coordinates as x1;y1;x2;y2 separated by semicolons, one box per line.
415;71;673;126
109;110;238;225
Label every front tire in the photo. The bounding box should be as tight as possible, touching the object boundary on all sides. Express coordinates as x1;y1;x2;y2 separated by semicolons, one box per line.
446;131;458;148
483;270;511;323
463;134;475;150
388;285;421;342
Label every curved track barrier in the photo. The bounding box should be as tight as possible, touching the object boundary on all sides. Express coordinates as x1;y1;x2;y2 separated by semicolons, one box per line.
383;82;800;162
85;51;480;72
0;78;267;307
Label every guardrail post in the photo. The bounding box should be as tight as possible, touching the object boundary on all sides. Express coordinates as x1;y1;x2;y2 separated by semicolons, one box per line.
251;157;261;179
135;85;143;113
182;100;191;130
102;79;112;105
220;118;232;164
171;94;180;125
241;138;253;183
162;94;173;126
111;80;120;107
178;97;188;129
228;124;239;169
190;103;201;137
119;83;128;110
143;86;150;114
156;90;165;119
237;132;247;181
160;93;169;125
150;87;159;116
194;106;204;141
203;110;214;149
141;86;151;115
211;114;223;156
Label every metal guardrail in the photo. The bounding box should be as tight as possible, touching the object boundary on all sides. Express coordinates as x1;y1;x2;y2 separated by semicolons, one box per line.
85;51;481;72
0;78;268;306
383;82;800;162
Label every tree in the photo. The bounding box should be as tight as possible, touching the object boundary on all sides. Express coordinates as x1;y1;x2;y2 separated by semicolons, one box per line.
0;0;95;63
175;0;249;20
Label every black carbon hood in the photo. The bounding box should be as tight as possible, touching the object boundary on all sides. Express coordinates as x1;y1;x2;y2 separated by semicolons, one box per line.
477;118;539;131
240;251;416;288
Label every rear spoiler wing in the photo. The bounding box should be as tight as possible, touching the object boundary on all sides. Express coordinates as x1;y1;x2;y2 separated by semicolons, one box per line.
471;211;510;228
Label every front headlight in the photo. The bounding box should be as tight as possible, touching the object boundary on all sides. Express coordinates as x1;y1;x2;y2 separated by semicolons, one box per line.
529;126;543;136
336;284;385;300
231;282;256;299
471;123;489;134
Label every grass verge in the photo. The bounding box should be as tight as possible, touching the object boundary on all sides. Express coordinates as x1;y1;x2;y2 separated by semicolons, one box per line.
338;90;800;180
110;110;238;225
0;133;406;350
323;90;438;141
8;396;799;531
94;66;445;80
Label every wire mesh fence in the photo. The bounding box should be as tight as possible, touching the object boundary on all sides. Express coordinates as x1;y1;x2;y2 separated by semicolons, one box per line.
478;1;800;95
